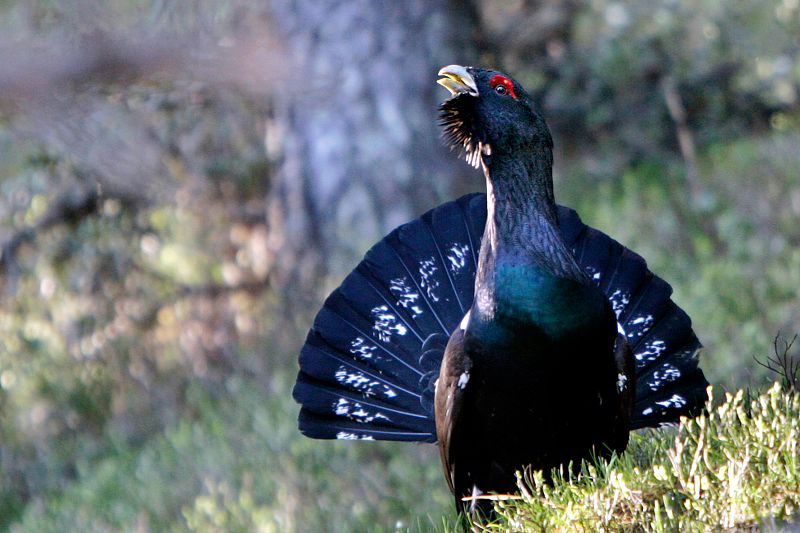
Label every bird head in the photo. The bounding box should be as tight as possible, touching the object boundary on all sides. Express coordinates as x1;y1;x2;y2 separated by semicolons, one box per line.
437;65;552;169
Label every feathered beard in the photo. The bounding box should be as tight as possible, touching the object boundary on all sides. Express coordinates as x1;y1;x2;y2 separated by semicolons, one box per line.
438;94;490;169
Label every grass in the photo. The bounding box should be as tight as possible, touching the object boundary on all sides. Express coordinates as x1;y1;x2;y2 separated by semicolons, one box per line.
5;125;800;531
458;383;800;532
13;374;453;533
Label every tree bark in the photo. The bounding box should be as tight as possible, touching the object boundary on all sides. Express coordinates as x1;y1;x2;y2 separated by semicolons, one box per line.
266;0;479;293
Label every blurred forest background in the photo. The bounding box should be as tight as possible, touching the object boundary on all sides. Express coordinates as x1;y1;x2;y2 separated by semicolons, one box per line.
0;0;798;531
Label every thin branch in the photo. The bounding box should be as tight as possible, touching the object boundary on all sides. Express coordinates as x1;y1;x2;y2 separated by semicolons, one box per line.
754;333;800;391
660;73;726;255
1;185;101;280
661;74;701;198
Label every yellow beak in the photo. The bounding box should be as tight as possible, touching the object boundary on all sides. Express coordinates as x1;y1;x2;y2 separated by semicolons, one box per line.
437;65;479;96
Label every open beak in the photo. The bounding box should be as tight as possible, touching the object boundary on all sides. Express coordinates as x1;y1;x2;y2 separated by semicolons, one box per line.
437;65;479;97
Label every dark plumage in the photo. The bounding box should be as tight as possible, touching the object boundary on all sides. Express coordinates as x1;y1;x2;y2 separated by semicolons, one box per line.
435;65;634;515
292;65;709;519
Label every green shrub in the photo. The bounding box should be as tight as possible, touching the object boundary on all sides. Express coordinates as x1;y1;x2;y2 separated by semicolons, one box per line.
468;383;800;532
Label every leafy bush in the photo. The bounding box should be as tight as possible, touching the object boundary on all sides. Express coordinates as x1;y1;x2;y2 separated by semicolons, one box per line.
561;128;800;388
13;374;453;533
467;383;800;531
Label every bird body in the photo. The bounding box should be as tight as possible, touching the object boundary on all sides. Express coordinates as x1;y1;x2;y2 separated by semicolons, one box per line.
292;64;708;517
435;278;626;509
433;75;633;509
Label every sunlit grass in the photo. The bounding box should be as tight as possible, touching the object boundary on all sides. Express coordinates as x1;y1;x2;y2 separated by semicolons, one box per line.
457;383;800;532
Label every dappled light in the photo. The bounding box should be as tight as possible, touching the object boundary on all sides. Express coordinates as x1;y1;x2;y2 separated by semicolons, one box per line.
0;0;799;531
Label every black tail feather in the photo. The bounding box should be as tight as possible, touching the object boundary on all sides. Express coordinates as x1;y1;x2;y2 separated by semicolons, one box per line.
297;407;435;441
294;193;709;442
298;337;423;409
294;374;434;438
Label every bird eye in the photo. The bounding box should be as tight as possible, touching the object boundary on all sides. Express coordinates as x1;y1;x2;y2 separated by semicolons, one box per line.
488;74;517;99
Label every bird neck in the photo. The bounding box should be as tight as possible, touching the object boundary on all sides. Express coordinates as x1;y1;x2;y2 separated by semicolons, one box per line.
469;147;589;334
479;150;582;280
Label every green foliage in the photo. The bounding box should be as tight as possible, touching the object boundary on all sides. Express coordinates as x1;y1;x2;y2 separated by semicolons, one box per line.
13;375;452;532
1;1;800;531
561;127;800;388
486;0;800;177
465;383;800;532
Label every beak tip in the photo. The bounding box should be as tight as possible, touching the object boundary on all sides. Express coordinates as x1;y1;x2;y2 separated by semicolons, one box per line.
436;64;478;97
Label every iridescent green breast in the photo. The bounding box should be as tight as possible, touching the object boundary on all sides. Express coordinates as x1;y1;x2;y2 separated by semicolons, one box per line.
492;262;611;341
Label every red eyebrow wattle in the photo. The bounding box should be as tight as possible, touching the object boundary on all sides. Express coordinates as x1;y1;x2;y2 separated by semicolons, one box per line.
489;74;517;99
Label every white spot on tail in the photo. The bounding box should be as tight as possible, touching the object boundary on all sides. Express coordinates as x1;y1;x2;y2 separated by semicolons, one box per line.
334;366;397;398
350;337;377;359
635;339;667;363
609;289;630;318
419;258;440;302
333;398;390;423
584;266;602;284
389;277;424;317
371;305;408;342
627;315;655;340
647;363;681;391
446;243;470;273
655;394;687;409
335;432;374;441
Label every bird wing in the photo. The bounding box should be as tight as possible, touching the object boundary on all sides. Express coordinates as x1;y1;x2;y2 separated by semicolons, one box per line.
434;326;472;494
612;331;636;450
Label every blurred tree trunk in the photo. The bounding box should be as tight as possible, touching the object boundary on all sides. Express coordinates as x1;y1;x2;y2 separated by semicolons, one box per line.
266;0;479;297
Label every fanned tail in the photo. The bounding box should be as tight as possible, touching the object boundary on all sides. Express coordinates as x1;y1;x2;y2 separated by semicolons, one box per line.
561;207;709;427
293;195;483;442
293;193;708;442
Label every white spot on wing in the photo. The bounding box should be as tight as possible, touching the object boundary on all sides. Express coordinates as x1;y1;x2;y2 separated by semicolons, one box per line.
617;372;628;392
457;371;470;390
459;311;471;331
